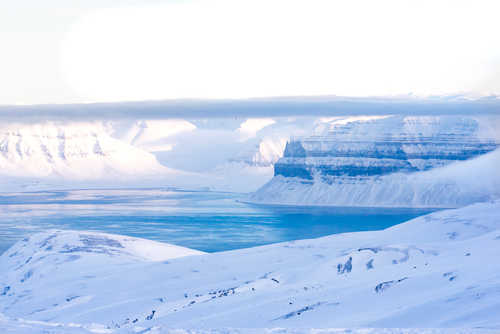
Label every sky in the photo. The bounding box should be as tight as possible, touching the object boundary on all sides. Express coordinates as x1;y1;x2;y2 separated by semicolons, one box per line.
1;0;500;105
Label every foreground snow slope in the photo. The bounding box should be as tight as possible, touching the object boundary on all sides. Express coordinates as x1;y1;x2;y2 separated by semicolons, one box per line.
2;316;499;334
0;315;498;334
1;201;500;332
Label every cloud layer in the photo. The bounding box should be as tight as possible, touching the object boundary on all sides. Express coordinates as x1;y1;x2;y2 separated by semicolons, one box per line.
1;95;499;122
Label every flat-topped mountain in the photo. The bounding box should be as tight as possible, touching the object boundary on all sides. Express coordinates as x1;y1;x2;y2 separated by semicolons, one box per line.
0;122;169;179
250;116;500;207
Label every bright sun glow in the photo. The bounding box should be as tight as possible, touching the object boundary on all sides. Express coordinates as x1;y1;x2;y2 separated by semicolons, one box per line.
61;0;500;102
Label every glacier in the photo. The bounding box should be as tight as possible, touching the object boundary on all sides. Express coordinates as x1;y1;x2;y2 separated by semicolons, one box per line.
1;200;500;332
249;116;500;207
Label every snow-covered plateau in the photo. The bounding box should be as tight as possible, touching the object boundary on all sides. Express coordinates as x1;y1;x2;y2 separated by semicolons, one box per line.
1;200;500;333
249;116;500;207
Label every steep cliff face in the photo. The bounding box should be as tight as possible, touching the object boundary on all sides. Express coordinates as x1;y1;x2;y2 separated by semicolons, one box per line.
250;116;500;207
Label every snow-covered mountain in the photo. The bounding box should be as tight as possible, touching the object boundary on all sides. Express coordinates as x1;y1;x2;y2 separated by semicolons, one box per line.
0;118;310;192
0;122;172;180
1;200;500;332
106;117;299;191
108;118;290;171
112;119;197;153
1;116;499;197
249;116;500;207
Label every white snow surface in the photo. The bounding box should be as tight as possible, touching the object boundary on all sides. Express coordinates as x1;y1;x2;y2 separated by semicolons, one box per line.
115;119;197;152
249;115;500;207
0;122;177;180
1;201;500;332
0;317;498;334
0;118;316;192
249;148;500;208
3;115;498;196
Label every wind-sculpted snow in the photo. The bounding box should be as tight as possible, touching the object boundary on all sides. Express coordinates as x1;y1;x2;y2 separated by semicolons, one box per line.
0;315;498;334
250;116;500;207
1;201;500;332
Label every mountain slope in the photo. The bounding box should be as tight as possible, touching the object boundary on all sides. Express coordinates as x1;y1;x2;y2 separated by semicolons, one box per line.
249;116;500;207
0;122;206;194
0;122;175;180
1;200;499;330
0;118;307;192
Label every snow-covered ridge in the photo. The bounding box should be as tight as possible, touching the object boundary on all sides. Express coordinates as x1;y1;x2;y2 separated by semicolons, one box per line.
0;122;172;180
250;116;500;207
0;230;204;298
0;118;308;192
1;200;500;331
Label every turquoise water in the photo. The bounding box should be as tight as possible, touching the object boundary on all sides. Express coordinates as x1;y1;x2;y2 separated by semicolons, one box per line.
0;188;434;254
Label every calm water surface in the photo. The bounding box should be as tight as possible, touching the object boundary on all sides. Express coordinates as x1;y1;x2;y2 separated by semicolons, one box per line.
0;188;435;254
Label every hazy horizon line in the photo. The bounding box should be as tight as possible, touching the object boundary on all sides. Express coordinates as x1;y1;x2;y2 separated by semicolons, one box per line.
1;94;500;121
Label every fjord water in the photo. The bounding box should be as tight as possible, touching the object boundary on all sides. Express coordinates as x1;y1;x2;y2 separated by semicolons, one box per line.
0;188;433;254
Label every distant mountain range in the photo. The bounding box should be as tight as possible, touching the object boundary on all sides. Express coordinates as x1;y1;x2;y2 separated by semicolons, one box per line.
1;115;499;206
